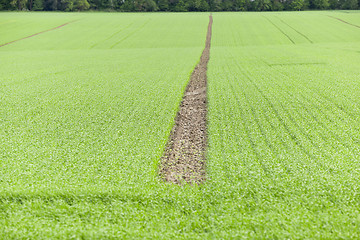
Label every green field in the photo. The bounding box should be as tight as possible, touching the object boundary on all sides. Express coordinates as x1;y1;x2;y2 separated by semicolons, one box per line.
1;11;360;239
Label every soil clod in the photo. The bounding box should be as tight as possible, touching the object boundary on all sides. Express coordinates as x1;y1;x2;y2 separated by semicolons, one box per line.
159;15;213;185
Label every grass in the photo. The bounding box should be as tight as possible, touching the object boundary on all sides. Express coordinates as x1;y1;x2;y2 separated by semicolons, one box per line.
1;11;360;239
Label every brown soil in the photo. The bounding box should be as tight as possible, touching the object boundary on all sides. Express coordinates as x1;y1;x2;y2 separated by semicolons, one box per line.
0;21;75;48
159;15;213;185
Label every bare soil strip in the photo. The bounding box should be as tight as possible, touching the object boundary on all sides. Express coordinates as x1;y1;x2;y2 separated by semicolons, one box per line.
159;15;212;185
0;21;75;48
327;15;360;29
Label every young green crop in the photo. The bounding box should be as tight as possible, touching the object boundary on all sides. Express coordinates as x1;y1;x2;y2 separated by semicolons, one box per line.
1;11;360;239
0;12;208;195
0;12;211;238
207;11;360;238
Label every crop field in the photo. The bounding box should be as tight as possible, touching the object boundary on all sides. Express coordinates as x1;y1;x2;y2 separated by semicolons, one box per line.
207;11;360;238
1;11;360;239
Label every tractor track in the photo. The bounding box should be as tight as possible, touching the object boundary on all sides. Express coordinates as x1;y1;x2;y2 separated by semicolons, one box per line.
0;21;76;48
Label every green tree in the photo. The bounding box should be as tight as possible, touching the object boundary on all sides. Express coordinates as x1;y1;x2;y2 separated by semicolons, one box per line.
174;0;187;11
254;0;271;10
74;0;90;10
233;0;249;11
108;0;114;9
187;0;208;11
33;0;44;9
87;0;109;9
0;0;15;9
221;0;233;10
311;0;329;9
156;0;169;10
340;0;358;9
198;0;209;11
329;0;340;8
187;0;200;10
143;0;158;11
121;0;135;11
132;0;157;11
60;0;74;10
272;0;284;10
10;0;28;10
208;0;222;11
44;0;59;10
291;0;306;10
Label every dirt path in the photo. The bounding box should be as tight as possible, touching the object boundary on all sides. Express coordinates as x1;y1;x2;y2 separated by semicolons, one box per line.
0;21;75;48
159;15;213;185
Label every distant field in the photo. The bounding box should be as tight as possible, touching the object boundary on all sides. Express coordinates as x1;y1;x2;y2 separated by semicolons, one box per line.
1;11;360;239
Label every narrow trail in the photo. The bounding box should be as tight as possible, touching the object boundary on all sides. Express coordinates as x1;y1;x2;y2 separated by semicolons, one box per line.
0;21;75;48
159;15;212;185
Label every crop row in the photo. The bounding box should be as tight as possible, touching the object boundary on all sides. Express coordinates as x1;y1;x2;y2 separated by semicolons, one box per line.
207;12;360;238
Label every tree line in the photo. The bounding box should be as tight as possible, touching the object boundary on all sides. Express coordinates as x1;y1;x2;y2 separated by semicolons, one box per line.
1;0;359;12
